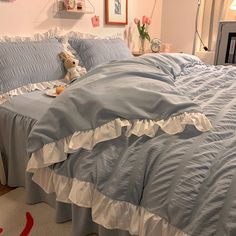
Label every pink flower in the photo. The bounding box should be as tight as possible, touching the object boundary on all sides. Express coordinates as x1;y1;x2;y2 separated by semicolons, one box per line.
134;15;151;42
134;18;139;25
146;17;151;25
142;16;148;25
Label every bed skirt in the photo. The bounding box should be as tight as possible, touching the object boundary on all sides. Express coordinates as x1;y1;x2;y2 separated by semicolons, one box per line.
12;171;134;236
0;152;6;185
0;104;133;236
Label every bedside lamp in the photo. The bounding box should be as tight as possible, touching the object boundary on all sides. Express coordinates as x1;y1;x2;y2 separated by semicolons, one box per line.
230;0;236;10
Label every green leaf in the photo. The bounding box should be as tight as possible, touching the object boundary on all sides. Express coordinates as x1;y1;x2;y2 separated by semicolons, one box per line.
137;20;140;29
137;21;142;35
145;32;151;41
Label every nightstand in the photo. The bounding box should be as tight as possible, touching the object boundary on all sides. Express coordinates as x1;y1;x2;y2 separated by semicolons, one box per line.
215;21;236;65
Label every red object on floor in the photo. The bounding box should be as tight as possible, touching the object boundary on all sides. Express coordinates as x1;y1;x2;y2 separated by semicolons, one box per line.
0;228;3;233
20;212;34;236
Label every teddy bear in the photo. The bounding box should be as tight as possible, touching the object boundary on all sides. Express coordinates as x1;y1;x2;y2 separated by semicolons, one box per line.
59;52;83;83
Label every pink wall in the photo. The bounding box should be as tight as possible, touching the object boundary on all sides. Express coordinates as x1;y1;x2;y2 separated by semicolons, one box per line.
2;1;230;56
0;0;162;51
161;0;198;54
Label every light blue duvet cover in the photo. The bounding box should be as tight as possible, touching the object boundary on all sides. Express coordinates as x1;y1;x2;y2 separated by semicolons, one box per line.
26;53;236;236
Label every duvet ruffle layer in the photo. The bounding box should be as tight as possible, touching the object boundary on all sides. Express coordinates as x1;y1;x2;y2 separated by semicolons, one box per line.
32;167;190;236
0;80;65;104
27;113;212;172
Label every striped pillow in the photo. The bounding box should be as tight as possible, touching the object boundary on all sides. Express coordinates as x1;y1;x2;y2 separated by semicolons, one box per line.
0;39;65;95
68;38;133;71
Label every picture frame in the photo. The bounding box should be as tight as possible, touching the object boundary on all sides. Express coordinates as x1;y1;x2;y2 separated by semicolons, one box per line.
105;0;128;25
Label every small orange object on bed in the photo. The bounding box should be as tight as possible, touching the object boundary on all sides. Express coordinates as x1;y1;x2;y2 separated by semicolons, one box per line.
55;86;65;95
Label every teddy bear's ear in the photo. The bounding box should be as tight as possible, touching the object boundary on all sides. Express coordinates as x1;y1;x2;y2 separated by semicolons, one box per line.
59;51;72;60
59;52;67;60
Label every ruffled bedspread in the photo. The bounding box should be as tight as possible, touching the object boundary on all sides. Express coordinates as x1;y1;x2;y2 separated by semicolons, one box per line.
25;54;224;236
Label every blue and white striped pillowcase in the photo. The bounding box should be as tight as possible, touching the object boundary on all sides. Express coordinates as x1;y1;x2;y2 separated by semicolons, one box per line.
0;39;65;94
68;38;133;71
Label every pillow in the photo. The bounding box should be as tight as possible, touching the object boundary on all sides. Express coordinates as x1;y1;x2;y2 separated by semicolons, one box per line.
0;39;65;95
141;53;203;80
68;38;133;71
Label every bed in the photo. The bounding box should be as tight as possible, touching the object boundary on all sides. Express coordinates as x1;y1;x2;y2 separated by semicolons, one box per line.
1;29;236;236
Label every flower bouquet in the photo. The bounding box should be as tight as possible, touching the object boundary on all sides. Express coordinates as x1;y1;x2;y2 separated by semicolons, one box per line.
134;16;151;54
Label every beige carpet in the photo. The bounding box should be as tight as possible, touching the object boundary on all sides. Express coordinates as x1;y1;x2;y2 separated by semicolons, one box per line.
0;188;71;236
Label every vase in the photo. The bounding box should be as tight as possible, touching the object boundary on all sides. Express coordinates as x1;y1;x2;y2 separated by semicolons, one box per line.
139;37;146;54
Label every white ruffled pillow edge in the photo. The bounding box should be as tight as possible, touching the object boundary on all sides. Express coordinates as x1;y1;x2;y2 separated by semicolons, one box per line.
0;27;123;43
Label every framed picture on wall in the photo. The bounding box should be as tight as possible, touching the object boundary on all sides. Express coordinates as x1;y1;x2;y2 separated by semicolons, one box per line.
105;0;128;25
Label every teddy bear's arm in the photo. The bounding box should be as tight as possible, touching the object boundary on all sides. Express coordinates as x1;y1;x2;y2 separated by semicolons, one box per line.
64;72;71;83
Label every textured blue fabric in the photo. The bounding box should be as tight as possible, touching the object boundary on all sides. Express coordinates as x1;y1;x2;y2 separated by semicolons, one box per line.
27;57;203;152
0;90;53;186
29;54;236;236
0;39;65;94
68;38;133;71
141;53;203;79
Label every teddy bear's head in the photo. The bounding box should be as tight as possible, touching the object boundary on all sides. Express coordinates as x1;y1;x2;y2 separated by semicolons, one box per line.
59;51;83;83
59;52;79;69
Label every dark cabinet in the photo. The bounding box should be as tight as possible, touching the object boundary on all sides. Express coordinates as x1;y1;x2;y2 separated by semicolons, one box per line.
215;21;236;65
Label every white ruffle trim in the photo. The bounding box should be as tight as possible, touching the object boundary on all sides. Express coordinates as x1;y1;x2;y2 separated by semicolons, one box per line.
0;27;65;43
0;27;122;44
32;167;190;236
0;80;65;104
27;113;212;172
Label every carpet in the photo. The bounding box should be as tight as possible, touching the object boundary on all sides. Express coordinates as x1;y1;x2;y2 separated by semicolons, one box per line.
0;188;71;236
